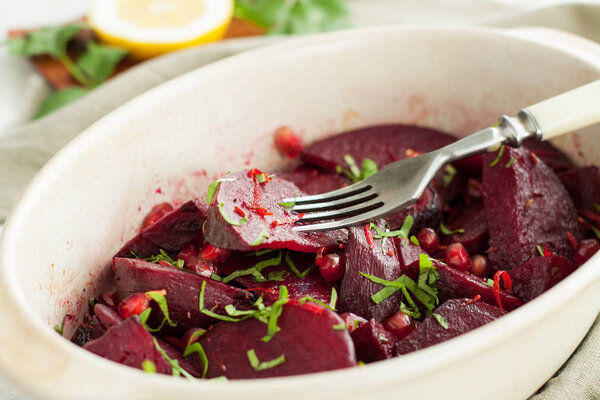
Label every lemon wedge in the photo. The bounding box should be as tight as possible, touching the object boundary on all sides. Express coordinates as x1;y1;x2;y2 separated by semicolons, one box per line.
89;0;234;59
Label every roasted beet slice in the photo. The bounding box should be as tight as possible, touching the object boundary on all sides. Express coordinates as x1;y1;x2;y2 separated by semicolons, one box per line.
276;165;350;195
393;238;425;280
156;338;203;378
84;317;172;374
523;140;574;173
558;166;600;211
218;251;334;304
199;301;356;379
350;319;397;363
444;201;489;255
385;186;443;231
482;146;583;270
116;199;207;258
302;124;455;172
113;258;254;334
204;170;347;252
433;260;522;311
94;303;123;329
339;223;403;321
395;298;507;355
509;254;577;303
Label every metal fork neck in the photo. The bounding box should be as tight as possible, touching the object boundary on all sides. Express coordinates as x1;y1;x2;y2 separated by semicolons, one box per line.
499;110;543;146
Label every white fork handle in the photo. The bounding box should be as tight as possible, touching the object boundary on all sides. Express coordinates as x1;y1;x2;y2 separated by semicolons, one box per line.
524;79;600;140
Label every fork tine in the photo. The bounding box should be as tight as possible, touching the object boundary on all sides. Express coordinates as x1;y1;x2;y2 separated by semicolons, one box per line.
291;190;378;213
293;203;407;232
298;199;384;222
281;182;371;205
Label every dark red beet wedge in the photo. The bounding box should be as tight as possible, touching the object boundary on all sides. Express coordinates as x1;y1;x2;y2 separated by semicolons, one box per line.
116;199;207;259
557;166;600;211
393;237;425;280
433;260;522;311
509;254;578;303
395;298;507;355
385;186;444;231
301;124;455;172
94;303;123;329
84;317;172;374
113;258;254;334
203;170;347;252
482;146;583;270
142;202;174;229
199;301;356;379
523;140;575;173
277;165;350;195
574;239;600;265
445;201;489;255
351;319;397;363
339;223;403;321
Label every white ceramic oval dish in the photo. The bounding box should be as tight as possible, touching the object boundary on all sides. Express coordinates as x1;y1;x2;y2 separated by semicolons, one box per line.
1;26;600;400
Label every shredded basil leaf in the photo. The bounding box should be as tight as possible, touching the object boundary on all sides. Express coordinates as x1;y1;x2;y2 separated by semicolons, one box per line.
439;221;464;235
144;291;177;332
222;250;282;283
591;225;600;240
336;154;378;183
218;203;248;226
442;164;457;188
285;252;315;278
183;329;208;378
250;228;270;246
489;145;505;167
432;313;449;329
505;157;515;168
332;323;346;331
54;315;67;336
153;338;195;380
536;245;544;257
142;359;157;373
133;249;184;269
206;176;237;205
330;287;338;310
267;270;289;281
410;235;420;246
262;286;289;342
246;349;285;371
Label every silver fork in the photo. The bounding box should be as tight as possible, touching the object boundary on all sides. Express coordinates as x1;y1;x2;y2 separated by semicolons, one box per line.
284;79;600;232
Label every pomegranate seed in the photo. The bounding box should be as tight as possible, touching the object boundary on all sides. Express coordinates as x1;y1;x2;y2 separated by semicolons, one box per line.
199;244;231;264
470;254;491;278
317;253;344;282
574;239;600;265
416;227;439;254
186;257;216;278
117;293;150;319
383;311;415;340
177;244;198;264
99;291;118;308
445;243;471;272
339;312;367;333
274;126;304;159
141;202;174;229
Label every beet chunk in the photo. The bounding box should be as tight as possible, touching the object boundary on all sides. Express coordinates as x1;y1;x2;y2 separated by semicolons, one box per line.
339;223;403;321
385;186;443;231
350;319;397;363
276;165;350;195
509;254;577;303
84;317;172;374
116;199;207;258
557;166;600;211
94;303;123;329
302;124;455;172
433;260;522;311
395;298;507;355
113;258;254;334
444;201;489;255
523;140;574;173
199;301;356;379
482;146;582;270
203;170;347;252
218;251;334;304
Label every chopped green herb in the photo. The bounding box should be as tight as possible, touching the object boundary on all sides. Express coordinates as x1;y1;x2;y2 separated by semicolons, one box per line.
485;278;494;287
77;41;128;86
143;291;177;332
357;360;366;366
218;203;248;226
142;359;157;373
199;281;248;322
183;329;208;378
432;313;448;329
34;87;88;119
489;145;505;167
210;273;222;282
332;323;346;331
153;338;195;380
336;155;378;183
285;252;316;278
262;286;289;342
536;245;544;257
250;228;270;246
299;288;338;312
591;225;600;240
504;157;515;168
442;164;457;188
410;235;420;246
222;250;282;283
330;287;338;310
206;176;236;205
278;200;296;208
399;302;420;319
370;215;413;240
133;249;184;270
439;221;464;236
378;333;389;343
354;320;360;328
88;297;98;310
246;349;285;371
267;270;289;281
595;204;600;213
53;315;68;336
250;248;279;257
551;266;558;275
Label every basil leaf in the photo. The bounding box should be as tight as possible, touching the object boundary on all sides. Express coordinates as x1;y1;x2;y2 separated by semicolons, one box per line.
7;23;84;57
34;87;88;119
246;349;285;371
77;41;128;86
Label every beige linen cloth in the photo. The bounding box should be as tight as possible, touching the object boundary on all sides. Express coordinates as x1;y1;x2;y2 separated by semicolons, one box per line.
0;1;599;399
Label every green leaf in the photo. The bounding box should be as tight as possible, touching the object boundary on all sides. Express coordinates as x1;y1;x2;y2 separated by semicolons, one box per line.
153;338;195;379
432;313;448;329
250;228;269;246
284;252;315;278
206;176;236;205
218;202;248;226
267;270;289;281
361;158;378;180
246;349;285;371
34;87;88;119
135;249;184;270
332;323;346;331
144;291;177;332
442;165;457;188
536;245;544;257
336;154;378;183
7;23;84;57
183;329;208;378
222;250;282;283
53;315;68;336
77;41;128;86
142;359;157;373
439;221;464;236
410;235;420;246
329;287;338;310
489;145;505;167
262;285;289;342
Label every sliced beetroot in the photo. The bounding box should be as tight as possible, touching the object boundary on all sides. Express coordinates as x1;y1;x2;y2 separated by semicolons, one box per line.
340;312;368;333
395;298;507;355
557;166;600;211
445;201;489;255
509;254;577;303
94;303;123;329
482;146;583;270
339;223;403;321
276;165;350;195
385;186;444;231
433;260;522;311
302;124;455;172
203;170;347;252
84;317;172;374
156;338;203;378
219;251;334;304
350;319;397;363
199;301;356;379
115;199;207;259
393;238;425;280
113;258;254;334
523;140;574;173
